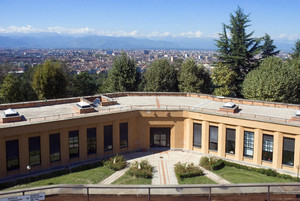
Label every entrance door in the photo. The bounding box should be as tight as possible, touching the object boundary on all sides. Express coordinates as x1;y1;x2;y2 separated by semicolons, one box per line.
150;128;170;148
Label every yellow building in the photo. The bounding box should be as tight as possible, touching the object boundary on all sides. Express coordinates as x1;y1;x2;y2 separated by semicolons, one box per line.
0;92;299;181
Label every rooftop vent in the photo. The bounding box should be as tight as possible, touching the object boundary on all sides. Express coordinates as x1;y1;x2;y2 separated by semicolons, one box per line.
73;102;95;114
219;102;239;113
1;108;22;123
296;110;300;117
290;110;300;122
223;102;236;108
4;108;19;117
76;102;92;109
93;98;101;107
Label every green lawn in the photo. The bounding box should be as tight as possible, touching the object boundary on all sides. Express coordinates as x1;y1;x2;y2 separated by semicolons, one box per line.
177;175;217;184
5;166;114;191
112;172;152;185
213;166;294;183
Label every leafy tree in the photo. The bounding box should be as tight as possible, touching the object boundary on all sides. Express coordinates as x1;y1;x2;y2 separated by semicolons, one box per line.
291;39;300;59
19;65;38;101
242;57;300;103
107;52;140;92
0;74;23;103
261;34;280;58
178;59;211;93
69;72;97;96
211;63;238;97
32;60;67;99
144;59;178;92
215;7;261;96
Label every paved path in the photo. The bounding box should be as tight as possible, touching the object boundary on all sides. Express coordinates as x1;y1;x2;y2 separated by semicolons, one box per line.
99;150;230;185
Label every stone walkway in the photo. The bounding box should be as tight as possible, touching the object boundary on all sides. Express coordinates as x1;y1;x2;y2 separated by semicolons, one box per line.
99;150;230;185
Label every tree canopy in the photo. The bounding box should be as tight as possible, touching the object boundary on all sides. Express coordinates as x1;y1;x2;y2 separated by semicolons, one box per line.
32;60;67;99
69;72;97;96
107;52;140;92
144;58;178;92
242;57;300;103
0;74;22;103
178;59;211;93
215;7;261;97
211;63;238;97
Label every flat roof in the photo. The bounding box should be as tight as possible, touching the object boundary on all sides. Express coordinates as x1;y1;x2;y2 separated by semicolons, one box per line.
0;94;299;127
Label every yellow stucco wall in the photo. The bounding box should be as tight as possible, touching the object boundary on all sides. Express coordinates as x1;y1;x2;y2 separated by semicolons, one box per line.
0;110;299;180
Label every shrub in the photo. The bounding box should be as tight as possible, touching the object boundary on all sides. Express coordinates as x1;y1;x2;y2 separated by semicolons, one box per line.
104;155;127;171
128;160;153;179
174;162;204;179
199;157;224;170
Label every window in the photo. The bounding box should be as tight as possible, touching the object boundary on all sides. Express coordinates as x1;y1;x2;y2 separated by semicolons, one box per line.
49;133;61;162
104;125;113;151
244;131;254;158
69;130;79;158
120;123;128;148
226;128;235;154
29;137;41;166
87;128;96;155
262;134;273;162
209;126;218;151
193;123;202;147
282;137;295;166
6;140;19;171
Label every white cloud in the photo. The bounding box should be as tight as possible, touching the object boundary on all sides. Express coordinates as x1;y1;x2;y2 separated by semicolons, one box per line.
179;30;203;38
273;33;300;41
0;25;42;33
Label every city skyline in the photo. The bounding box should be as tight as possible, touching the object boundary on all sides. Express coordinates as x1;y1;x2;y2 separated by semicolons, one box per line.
0;0;299;42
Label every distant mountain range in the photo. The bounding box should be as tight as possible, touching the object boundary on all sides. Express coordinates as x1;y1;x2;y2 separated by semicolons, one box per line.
0;34;295;51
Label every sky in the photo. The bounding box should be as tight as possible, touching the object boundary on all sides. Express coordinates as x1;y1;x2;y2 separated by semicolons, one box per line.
0;0;299;41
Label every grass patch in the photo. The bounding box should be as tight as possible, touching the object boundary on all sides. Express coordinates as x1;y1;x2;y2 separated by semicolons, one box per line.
5;166;114;191
177;175;217;184
112;172;152;185
213;166;294;183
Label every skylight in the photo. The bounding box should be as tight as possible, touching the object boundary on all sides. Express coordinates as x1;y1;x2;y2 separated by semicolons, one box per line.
223;102;236;108
4;108;19;117
76;102;91;108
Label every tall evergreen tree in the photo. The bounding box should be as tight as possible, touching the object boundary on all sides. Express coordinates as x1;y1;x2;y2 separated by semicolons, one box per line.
144;59;178;92
32;60;67;99
261;34;280;58
178;59;211;93
107;52;140;92
215;7;261;97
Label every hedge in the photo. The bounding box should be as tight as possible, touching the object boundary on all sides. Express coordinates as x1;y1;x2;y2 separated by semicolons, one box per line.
174;162;204;179
128;160;153;179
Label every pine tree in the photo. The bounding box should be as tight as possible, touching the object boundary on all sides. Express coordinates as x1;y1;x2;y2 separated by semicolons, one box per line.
261;34;280;59
178;59;211;93
107;52;140;92
215;7;261;97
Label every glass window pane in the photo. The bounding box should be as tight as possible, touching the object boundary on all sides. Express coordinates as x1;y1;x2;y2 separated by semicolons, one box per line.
6;140;19;171
69;130;79;158
209;126;218;151
87;128;96;155
120;123;128;148
226;128;235;154
193;123;202;147
29;136;41;166
244;131;254;158
262;134;273;162
282;137;294;166
104;125;113;151
50;133;60;162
